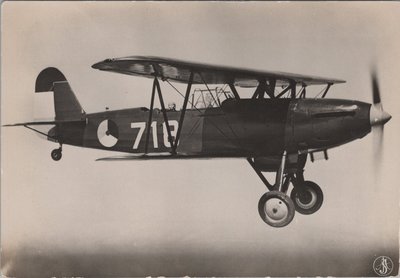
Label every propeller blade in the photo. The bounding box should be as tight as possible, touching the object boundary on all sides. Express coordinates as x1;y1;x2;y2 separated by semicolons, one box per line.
372;125;384;179
372;125;384;153
369;68;391;126
371;69;381;104
369;67;391;180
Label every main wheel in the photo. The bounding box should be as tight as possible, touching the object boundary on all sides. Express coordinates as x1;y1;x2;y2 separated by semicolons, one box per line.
290;181;323;215
51;148;62;161
258;191;295;228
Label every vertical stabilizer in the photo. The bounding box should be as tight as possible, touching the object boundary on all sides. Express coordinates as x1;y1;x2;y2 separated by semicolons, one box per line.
35;67;85;121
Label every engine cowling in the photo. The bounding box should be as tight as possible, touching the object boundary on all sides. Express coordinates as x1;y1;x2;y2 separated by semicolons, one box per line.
286;99;371;152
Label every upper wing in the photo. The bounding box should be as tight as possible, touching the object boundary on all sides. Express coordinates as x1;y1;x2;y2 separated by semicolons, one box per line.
92;56;345;87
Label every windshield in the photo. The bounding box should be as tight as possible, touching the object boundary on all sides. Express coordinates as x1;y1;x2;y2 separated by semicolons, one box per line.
190;86;235;109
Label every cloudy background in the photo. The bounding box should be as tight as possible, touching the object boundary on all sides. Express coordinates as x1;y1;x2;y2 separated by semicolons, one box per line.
2;2;399;276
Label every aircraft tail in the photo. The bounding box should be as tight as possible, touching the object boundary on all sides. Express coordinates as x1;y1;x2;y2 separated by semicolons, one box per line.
35;67;86;121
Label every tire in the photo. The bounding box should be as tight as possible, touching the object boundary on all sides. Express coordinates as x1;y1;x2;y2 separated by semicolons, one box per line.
290;181;323;215
51;149;62;161
258;191;295;228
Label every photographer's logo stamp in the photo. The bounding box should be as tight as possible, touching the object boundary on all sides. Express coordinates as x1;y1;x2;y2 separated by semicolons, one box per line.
373;256;393;276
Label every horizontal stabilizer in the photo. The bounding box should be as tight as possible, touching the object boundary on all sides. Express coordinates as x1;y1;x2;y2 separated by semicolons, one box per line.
3;119;85;127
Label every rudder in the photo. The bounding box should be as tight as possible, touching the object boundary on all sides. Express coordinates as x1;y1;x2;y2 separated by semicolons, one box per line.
35;67;85;121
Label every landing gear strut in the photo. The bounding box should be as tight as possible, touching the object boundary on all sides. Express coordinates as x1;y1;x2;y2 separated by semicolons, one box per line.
51;145;62;161
248;152;324;227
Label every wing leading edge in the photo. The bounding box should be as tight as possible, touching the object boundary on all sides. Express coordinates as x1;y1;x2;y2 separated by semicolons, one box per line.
92;56;345;88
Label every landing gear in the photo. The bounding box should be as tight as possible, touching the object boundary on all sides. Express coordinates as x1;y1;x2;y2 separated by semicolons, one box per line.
51;146;62;161
290;181;323;215
258;191;295;227
248;151;296;228
248;152;324;227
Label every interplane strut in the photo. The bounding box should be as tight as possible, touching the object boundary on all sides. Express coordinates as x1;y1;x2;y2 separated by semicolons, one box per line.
145;72;194;155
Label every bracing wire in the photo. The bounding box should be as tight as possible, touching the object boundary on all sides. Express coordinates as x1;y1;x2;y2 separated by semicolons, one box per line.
165;79;242;150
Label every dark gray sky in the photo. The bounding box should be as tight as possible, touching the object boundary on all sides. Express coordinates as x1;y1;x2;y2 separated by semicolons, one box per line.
2;2;399;276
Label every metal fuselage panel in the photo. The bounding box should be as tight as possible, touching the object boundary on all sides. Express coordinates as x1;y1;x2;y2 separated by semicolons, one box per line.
83;108;205;154
79;102;290;156
51;98;371;157
287;98;371;151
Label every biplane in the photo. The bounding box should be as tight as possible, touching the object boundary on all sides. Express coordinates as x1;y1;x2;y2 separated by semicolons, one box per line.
4;56;391;227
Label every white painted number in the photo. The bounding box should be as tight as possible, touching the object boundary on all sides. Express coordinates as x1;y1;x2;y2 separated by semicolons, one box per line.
131;122;146;149
163;120;178;147
151;121;159;149
130;120;179;149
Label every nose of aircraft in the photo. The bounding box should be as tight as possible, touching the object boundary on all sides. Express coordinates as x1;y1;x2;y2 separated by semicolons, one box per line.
370;104;392;126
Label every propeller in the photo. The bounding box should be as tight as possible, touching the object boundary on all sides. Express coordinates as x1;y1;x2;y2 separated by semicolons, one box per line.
369;69;391;168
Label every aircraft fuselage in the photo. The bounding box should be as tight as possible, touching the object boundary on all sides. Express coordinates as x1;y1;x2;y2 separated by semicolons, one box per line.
49;98;371;158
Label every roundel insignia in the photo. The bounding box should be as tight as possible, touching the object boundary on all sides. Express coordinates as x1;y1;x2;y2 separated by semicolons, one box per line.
97;119;119;147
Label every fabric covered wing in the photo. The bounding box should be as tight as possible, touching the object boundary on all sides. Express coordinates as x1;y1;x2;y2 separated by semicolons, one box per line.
92;56;345;87
96;153;245;161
